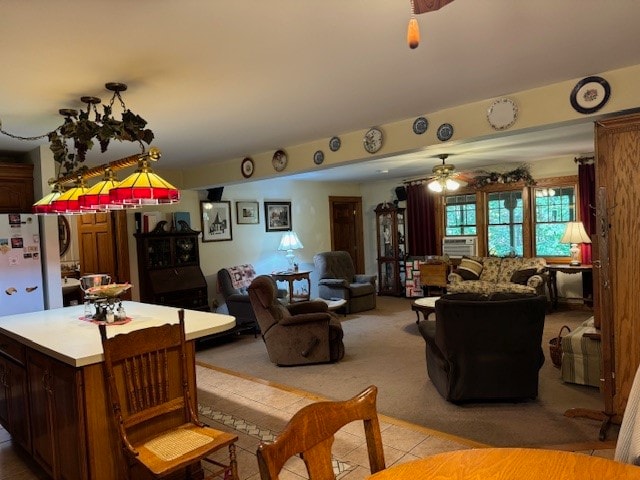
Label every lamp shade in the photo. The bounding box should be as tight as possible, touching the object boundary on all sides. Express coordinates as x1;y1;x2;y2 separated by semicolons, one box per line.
560;221;592;245
278;231;304;251
78;169;121;211
108;159;180;206
32;185;63;214
50;181;89;214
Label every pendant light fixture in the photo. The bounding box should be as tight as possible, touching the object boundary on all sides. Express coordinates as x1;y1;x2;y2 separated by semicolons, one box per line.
78;168;121;211
50;177;90;214
108;147;180;206
32;183;64;215
407;1;420;49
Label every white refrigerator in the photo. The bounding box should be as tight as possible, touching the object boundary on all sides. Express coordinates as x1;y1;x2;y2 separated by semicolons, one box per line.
0;213;45;316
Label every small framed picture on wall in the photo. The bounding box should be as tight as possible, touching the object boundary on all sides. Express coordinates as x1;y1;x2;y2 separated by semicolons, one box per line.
236;201;260;225
264;201;292;232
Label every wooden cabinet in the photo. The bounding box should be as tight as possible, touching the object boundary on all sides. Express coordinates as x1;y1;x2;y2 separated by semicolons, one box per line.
135;223;209;311
594;113;640;430
375;202;406;296
0;332;30;452
0;162;34;213
27;349;86;480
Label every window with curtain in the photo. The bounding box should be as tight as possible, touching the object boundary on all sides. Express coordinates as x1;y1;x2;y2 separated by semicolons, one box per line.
487;191;523;256
533;186;576;257
444;194;477;236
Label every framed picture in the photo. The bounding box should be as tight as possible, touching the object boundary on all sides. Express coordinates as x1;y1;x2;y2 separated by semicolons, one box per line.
264;201;292;232
200;200;233;242
236;201;259;225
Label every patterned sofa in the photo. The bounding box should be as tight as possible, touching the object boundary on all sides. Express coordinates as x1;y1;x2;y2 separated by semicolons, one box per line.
447;256;548;295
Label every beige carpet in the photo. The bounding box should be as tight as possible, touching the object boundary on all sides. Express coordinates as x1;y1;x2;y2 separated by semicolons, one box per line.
196;296;610;448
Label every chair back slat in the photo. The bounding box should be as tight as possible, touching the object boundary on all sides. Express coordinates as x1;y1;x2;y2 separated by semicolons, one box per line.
256;385;385;479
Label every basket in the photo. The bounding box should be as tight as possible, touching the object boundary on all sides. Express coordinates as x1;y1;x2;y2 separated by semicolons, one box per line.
549;325;571;368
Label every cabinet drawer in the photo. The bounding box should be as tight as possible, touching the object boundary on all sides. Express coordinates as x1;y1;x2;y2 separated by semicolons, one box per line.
0;332;26;365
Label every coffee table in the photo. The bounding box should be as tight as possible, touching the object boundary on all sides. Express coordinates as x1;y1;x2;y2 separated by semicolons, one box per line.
411;296;440;324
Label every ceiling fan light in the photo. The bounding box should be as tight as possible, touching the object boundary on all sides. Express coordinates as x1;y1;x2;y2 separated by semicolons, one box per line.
428;180;443;192
445;178;460;191
407;16;420;49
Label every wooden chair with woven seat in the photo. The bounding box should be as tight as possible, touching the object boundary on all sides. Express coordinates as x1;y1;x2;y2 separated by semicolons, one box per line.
256;385;385;479
99;309;239;479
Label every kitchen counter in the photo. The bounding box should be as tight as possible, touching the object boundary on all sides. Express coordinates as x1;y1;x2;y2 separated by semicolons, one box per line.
0;302;235;479
0;301;235;367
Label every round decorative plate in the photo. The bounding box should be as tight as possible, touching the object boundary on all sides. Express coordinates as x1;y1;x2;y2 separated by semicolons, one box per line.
363;127;383;154
436;123;454;141
329;136;341;152
313;150;325;165
272;149;288;172
241;157;254;178
487;98;518;131
412;116;429;135
570;76;611;114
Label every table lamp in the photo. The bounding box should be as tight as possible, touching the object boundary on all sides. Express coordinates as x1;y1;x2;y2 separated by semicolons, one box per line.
560;221;591;266
278;231;304;271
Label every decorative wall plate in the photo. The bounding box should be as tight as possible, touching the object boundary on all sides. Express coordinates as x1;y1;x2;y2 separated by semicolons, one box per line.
436;123;454;141
487;98;518;131
241;157;254;178
272;149;288;172
363;127;383;154
329;136;341;152
570;76;611;114
313;150;325;165
412;116;429;135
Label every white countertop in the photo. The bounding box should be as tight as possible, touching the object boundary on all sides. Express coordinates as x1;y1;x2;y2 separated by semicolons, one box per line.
0;301;235;367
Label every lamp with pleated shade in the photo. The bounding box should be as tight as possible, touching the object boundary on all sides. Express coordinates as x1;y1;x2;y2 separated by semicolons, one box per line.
560;221;591;266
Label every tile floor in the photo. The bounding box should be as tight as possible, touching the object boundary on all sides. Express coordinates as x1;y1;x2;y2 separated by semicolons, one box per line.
0;364;616;480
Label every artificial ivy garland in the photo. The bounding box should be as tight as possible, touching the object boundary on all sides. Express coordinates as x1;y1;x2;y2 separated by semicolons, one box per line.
471;164;536;188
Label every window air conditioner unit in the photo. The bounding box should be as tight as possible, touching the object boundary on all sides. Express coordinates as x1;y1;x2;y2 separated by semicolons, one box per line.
442;236;477;258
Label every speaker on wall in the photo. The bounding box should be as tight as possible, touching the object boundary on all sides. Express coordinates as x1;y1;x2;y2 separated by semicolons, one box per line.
395;186;407;202
207;187;224;201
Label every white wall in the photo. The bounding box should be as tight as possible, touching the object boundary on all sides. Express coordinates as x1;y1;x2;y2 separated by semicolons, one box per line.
126;178;361;309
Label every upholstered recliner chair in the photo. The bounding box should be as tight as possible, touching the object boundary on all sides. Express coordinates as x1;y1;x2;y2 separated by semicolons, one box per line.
218;265;287;335
418;293;547;403
248;275;345;366
313;251;377;314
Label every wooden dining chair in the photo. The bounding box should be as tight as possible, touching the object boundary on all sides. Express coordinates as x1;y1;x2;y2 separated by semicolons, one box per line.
99;309;238;479
256;385;385;479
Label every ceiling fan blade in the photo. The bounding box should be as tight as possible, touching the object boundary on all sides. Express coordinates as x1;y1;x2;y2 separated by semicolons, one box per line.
413;0;455;15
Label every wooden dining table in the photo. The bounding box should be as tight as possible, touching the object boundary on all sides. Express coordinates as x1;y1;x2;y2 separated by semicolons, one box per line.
366;448;640;479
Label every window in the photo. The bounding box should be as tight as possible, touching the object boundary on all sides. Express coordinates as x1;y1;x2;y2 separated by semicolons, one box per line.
444;194;477;236
534;186;576;256
487;191;523;256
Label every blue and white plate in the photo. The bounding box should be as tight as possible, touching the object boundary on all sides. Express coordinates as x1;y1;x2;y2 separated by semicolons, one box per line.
437;123;454;142
313;150;325;165
329;136;341;152
412;117;429;135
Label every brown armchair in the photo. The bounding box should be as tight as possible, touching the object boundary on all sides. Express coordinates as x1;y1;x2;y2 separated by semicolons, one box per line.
248;275;345;366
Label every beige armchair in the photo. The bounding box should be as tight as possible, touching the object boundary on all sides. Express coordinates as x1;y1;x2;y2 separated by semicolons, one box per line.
248;275;344;366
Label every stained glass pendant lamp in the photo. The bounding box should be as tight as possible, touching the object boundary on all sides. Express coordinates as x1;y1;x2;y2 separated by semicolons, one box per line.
108;148;180;206
78;168;121;211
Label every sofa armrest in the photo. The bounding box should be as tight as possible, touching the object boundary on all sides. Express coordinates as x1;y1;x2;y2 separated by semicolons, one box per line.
280;312;332;326
354;274;376;285
318;278;348;288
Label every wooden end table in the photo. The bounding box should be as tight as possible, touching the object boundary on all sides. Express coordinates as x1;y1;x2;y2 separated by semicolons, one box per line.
271;270;312;303
411;296;440;324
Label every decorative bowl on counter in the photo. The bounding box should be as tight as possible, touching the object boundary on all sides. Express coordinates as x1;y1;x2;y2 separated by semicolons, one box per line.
85;283;132;299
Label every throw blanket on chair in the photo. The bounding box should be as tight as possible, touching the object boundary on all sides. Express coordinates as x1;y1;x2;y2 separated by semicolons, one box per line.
226;264;257;290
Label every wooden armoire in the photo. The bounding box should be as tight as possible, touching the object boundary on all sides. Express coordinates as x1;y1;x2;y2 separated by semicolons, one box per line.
593;113;640;432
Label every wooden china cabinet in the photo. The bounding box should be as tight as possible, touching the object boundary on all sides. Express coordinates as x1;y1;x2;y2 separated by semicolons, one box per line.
375;202;406;296
135;222;209;311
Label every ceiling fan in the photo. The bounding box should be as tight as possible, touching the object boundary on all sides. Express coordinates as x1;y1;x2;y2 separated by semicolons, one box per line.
426;154;472;193
412;0;455;15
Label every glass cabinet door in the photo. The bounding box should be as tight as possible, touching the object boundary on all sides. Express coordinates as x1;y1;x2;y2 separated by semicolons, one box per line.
379;213;393;258
378;261;397;293
146;238;171;268
176;236;197;265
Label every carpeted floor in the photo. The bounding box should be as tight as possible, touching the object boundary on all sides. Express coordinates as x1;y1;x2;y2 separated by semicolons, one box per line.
196;296;610;448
